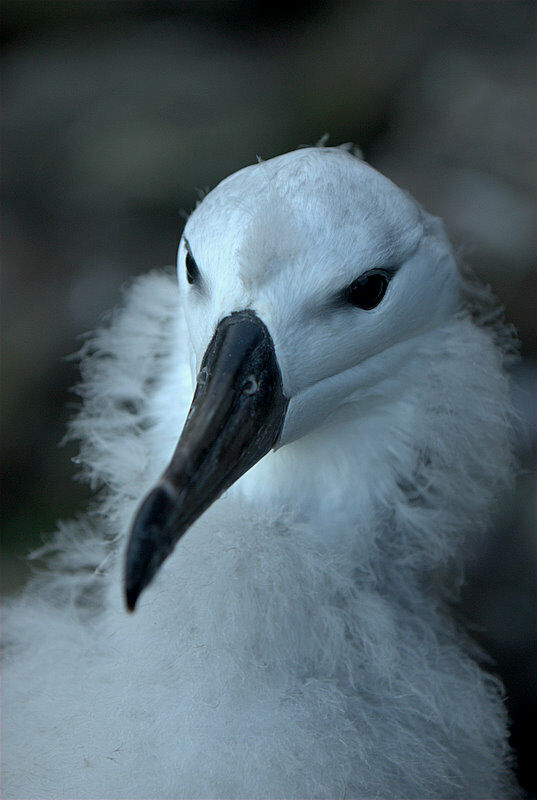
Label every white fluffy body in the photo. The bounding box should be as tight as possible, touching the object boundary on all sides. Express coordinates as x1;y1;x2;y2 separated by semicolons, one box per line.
2;147;519;798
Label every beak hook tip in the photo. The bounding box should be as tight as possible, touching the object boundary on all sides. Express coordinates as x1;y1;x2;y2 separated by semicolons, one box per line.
125;585;139;613
124;482;178;613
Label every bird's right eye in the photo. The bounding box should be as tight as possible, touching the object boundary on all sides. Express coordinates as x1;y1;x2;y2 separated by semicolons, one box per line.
185;251;200;285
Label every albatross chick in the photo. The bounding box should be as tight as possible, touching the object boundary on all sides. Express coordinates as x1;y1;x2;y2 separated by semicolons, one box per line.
2;146;519;799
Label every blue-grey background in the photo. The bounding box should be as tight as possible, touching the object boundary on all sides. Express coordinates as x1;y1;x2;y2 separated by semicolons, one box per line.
2;1;535;794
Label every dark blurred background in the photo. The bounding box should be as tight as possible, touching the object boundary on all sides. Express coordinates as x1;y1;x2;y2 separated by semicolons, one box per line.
1;1;535;794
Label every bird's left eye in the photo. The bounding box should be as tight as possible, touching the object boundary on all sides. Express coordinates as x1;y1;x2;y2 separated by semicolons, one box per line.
185;251;200;285
344;271;389;310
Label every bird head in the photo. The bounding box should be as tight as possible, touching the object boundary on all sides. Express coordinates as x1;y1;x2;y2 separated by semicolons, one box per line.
125;146;460;610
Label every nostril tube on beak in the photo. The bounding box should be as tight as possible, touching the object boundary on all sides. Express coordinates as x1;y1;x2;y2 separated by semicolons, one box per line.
242;376;258;395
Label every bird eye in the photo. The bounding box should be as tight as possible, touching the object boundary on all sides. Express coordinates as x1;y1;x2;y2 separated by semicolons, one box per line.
344;270;389;310
185;251;200;285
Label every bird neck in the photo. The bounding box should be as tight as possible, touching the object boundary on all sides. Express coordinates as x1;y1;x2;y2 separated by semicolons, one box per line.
234;315;514;587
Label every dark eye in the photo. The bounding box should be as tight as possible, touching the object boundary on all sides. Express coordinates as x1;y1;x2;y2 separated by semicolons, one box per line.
185;250;200;285
344;271;389;310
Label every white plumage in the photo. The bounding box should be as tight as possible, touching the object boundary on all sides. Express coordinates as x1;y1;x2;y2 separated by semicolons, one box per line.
2;146;519;798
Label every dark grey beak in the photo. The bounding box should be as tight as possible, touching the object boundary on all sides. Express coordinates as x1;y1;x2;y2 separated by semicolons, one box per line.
124;309;288;611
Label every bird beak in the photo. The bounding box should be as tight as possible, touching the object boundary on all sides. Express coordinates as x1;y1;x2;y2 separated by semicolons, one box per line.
124;309;289;611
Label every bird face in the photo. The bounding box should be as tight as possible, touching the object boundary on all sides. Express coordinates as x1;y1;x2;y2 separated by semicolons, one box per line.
125;147;460;610
180;147;460;443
